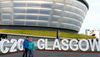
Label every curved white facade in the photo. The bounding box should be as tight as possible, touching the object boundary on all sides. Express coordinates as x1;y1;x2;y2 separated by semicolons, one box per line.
0;0;89;32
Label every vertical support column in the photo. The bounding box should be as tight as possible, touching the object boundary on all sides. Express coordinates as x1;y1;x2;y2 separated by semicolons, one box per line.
56;30;60;39
0;1;1;25
85;29;88;35
12;0;13;25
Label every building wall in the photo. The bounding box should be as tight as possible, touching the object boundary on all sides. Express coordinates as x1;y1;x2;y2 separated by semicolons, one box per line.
0;0;88;32
85;29;100;39
0;25;78;33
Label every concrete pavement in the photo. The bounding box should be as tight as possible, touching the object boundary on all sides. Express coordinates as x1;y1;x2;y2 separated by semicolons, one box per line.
1;50;100;57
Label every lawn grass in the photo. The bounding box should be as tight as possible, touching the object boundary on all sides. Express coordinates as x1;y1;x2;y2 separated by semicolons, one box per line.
60;32;95;39
0;29;95;39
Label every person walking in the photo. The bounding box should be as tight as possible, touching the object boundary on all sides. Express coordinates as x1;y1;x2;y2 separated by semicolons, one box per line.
28;39;35;57
23;37;29;57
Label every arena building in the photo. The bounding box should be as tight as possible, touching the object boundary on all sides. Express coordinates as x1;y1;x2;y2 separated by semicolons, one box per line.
0;0;89;33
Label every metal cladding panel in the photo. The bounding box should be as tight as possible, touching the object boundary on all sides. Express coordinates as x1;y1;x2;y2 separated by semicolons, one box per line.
0;0;89;32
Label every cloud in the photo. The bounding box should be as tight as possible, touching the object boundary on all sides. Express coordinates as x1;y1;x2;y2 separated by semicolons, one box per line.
91;3;100;7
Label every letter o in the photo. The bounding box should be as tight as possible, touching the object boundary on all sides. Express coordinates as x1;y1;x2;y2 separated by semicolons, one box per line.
79;39;89;51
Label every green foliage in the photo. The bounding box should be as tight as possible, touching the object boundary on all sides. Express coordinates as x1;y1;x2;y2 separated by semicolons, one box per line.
0;29;95;39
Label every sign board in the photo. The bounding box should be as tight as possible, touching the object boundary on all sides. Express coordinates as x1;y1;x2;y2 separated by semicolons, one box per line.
0;38;100;53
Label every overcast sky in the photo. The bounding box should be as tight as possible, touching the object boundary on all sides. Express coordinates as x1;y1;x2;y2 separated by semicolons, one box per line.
79;0;100;34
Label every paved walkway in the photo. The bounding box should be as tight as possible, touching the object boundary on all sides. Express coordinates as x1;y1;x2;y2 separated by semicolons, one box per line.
1;50;100;57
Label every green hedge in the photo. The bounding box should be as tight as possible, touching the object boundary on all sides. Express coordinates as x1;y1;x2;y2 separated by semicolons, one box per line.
0;29;95;39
